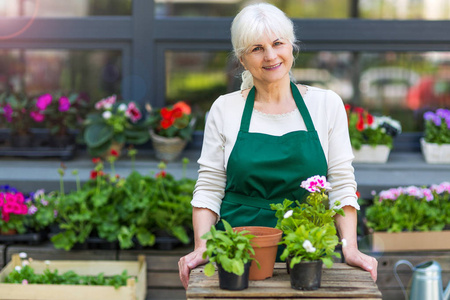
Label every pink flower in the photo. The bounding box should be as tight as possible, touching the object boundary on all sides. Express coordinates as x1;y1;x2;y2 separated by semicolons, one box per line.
28;205;38;215
22;279;28;285
36;94;52;111
422;188;434;202
95;95;116;110
58;96;71;112
300;175;331;193
125;102;142;123
3;104;13;122
30;111;45;122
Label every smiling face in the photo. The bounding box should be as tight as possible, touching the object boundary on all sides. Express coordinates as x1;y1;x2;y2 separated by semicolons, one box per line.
239;34;294;87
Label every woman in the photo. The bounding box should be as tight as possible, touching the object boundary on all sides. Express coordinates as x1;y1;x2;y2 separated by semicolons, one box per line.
178;2;377;289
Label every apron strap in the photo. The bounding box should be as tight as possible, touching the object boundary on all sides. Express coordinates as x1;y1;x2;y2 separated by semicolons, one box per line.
239;83;316;133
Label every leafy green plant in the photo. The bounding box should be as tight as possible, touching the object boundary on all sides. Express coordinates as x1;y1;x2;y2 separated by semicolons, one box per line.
5;265;131;289
0;92;35;136
345;104;401;150
83;95;149;156
423;109;450;144
271;175;344;268
201;219;256;277
365;182;450;233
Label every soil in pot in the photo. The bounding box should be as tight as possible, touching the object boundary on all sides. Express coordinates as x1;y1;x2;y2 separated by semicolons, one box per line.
234;226;282;280
287;258;323;290
217;261;251;290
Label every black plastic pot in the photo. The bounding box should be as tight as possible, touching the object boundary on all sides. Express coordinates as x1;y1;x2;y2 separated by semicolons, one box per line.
287;258;323;290
217;261;251;290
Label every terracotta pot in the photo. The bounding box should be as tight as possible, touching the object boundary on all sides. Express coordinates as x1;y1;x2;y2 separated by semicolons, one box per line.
234;226;282;280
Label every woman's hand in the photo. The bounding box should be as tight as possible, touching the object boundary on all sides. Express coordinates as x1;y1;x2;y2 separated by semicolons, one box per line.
343;245;378;282
178;247;208;289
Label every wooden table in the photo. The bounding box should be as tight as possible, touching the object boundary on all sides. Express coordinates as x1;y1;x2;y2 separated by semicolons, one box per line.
187;263;382;300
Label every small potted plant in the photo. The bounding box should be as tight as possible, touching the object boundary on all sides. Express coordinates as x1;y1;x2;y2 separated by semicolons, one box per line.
0;93;36;147
421;108;450;163
31;92;90;147
271;175;344;290
345;104;401;163
201;219;256;290
82;95;149;158
146;101;195;161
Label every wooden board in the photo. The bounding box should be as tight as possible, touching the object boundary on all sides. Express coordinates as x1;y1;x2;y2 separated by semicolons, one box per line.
6;242;118;262
187;263;382;299
0;254;147;300
370;231;450;252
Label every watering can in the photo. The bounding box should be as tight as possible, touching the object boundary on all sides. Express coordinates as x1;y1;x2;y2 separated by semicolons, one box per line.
394;260;450;300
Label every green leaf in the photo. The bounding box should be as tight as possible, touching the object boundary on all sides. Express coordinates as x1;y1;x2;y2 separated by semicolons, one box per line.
204;263;216;277
84;123;114;147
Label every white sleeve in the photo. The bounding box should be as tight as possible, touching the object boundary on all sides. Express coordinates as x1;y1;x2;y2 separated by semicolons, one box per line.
325;90;360;210
191;97;227;217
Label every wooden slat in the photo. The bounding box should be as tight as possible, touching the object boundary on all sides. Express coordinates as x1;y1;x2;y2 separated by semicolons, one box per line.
6;242;117;262
187;263;382;299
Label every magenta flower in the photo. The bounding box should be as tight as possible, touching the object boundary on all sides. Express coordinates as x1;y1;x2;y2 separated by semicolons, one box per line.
36;93;52;111
30;111;45;122
58;96;71;112
125;102;142;123
300;175;331;193
3;104;13;122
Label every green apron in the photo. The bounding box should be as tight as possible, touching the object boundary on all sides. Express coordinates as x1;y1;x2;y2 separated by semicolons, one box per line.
217;82;328;259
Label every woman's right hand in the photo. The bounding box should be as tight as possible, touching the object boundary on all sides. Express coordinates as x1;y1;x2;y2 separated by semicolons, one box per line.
178;247;208;289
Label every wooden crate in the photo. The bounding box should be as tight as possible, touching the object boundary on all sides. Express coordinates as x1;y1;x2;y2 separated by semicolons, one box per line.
364;250;450;300
370;230;450;252
119;245;192;300
0;254;147;300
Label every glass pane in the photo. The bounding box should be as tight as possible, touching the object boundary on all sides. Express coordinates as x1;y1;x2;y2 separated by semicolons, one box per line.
0;49;122;102
166;50;450;132
359;0;450;20
0;0;132;17
156;0;350;18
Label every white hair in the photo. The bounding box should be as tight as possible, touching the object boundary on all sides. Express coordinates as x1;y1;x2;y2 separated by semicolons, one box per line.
231;2;299;90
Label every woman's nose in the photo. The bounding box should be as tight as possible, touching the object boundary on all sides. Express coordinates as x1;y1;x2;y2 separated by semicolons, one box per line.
264;47;277;61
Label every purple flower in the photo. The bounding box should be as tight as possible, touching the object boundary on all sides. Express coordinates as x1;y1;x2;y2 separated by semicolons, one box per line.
423;111;435;121
58;96;71;112
446;117;450;130
28;205;38;215
36;94;52;111
3;104;13;122
436;108;450;119
432;115;442;127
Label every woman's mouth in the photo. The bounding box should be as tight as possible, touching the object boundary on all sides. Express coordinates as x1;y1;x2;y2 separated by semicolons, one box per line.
263;63;282;70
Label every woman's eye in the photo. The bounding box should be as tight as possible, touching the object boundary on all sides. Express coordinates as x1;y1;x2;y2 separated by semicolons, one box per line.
252;47;262;52
274;41;282;46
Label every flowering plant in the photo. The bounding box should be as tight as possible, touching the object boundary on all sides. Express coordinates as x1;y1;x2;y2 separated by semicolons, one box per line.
271;176;345;268
146;101;195;140
345;104;402;150
423;108;450;144
0;185;29;233
0;93;36;135
365;182;450;233
30;93;90;136
83;95;149;156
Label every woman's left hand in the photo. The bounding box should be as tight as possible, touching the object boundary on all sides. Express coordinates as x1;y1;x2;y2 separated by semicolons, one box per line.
342;245;378;282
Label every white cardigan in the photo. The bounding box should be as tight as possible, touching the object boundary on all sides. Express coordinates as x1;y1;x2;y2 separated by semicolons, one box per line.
191;85;359;218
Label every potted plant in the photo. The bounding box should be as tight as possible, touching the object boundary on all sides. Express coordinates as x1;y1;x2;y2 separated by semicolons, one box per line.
0;93;36;147
146;101;195;161
0;186;28;235
82;95;149;158
345;104;401;163
201;219;256;290
31;92;90;147
365;182;450;251
271;175;345;290
421;108;450;163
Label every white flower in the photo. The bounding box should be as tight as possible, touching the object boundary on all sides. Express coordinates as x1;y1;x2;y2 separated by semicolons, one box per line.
342;238;347;248
102;111;112;119
22;261;29;266
44;260;51;265
118;103;127;111
302;240;316;253
15;266;22;272
283;210;293;219
19;252;27;259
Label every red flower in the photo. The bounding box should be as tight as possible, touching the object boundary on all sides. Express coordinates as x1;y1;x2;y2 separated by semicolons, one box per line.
160;107;172;120
356;115;364;131
90;170;99;179
110;149;119;157
92;158;101;164
161;118;174;129
156;171;166;178
366;113;374;125
171;107;183;119
173;101;191;115
356;191;361;198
